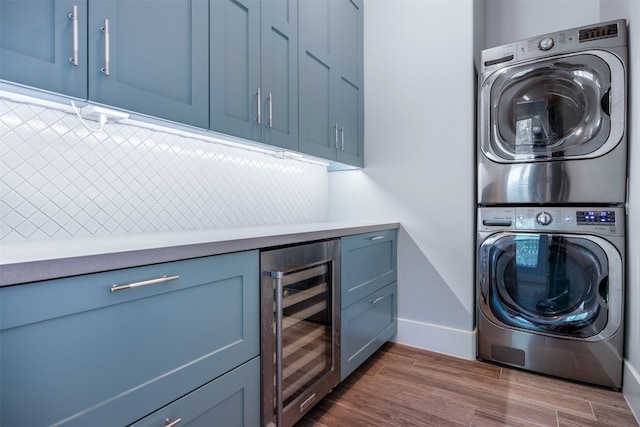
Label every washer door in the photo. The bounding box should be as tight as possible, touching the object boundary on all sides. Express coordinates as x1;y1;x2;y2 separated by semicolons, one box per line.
478;233;623;340
479;51;625;162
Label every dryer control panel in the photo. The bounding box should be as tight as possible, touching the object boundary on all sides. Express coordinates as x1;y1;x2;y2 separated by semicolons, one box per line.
480;19;627;74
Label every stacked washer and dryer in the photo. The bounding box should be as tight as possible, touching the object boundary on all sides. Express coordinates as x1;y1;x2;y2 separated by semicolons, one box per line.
476;20;628;389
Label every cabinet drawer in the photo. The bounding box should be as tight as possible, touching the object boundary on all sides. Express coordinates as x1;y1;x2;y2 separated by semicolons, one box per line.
340;282;397;381
131;356;260;427
0;251;259;427
341;229;397;308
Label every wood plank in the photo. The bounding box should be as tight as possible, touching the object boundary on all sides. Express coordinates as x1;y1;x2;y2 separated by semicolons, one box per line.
298;342;639;427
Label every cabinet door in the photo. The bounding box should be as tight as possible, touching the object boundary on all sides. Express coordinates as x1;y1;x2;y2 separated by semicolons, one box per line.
210;0;261;141
341;282;397;381
298;0;364;166
0;0;87;99
335;0;364;167
298;0;338;160
0;251;259;427
260;0;298;151
88;0;209;128
131;357;260;427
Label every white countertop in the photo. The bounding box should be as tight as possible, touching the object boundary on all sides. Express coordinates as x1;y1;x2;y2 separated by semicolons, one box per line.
0;221;399;286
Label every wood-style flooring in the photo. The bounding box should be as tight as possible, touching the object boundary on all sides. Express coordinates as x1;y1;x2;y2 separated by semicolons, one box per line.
297;342;638;427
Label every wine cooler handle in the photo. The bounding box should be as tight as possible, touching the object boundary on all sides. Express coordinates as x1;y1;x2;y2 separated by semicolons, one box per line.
270;270;285;427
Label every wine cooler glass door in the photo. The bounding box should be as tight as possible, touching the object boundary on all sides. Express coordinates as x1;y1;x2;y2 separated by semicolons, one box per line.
261;240;340;427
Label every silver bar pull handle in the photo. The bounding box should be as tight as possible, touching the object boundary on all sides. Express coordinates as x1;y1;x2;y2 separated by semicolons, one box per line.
267;92;273;128
101;19;110;75
370;295;385;304
340;125;344;150
165;418;182;427
270;270;284;427
300;393;316;412
369;235;384;241
256;88;262;124
111;275;179;293
69;5;79;65
334;123;339;148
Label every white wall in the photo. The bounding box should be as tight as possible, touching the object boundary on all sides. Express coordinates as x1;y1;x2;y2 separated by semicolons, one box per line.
331;5;640;418
329;0;626;364
599;0;640;419
329;0;476;358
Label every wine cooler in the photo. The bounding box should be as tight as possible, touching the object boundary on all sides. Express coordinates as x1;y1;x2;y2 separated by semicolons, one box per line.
260;240;340;427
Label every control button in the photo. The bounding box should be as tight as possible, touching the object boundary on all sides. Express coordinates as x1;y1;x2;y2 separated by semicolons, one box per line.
536;211;552;226
539;37;555;51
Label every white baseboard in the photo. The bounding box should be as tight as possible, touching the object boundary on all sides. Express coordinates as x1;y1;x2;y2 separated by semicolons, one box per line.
392;317;476;360
624;360;640;424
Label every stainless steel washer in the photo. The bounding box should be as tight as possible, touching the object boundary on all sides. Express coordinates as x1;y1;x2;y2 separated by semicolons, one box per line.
478;20;628;204
476;206;625;388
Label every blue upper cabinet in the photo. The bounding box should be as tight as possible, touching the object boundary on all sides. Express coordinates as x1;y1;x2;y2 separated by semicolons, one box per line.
1;0;362;165
298;0;363;167
210;0;261;142
0;0;88;99
335;0;364;166
298;0;336;161
88;0;209;128
210;0;298;151
260;0;299;151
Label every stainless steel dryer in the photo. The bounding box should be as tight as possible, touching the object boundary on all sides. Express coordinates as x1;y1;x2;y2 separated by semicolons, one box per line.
478;20;628;204
477;206;625;388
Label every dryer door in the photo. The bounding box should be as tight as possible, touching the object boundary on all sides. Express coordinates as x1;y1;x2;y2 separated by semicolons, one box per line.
478;232;623;340
479;51;625;163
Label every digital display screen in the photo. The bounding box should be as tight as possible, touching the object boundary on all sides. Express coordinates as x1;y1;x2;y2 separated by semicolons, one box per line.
579;23;618;42
576;211;616;224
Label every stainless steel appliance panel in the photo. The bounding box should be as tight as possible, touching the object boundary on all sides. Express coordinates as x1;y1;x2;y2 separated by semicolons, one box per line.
476;206;625;388
477;19;628;205
261;240;340;427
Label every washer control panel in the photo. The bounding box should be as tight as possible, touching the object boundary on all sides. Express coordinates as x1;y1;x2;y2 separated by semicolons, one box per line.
478;207;624;236
538;37;555;51
536;211;552;225
576;210;616;224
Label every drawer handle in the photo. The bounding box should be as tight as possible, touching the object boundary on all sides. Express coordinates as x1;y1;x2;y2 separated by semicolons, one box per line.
370;295;384;304
165;418;182;427
369;235;384;241
110;275;180;293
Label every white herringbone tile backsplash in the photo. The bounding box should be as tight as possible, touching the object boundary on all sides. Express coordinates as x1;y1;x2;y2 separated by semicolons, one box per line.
0;97;329;242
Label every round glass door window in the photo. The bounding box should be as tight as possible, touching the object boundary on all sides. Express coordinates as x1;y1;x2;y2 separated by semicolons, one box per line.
484;234;610;337
488;54;613;161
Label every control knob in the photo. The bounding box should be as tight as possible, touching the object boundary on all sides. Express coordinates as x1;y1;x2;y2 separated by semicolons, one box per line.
538;37;555;51
536;211;552;226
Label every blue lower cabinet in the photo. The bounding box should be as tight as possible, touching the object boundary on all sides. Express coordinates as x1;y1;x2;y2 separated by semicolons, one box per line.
340;230;398;381
341;282;397;381
341;229;397;309
131;357;260;427
0;250;259;427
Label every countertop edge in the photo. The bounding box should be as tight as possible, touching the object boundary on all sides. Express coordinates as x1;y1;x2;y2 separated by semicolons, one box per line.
0;223;400;286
